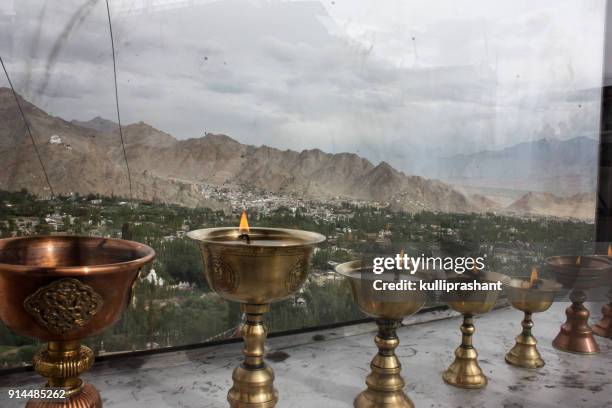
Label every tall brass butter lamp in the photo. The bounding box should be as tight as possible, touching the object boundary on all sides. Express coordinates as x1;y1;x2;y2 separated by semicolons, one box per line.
442;271;509;389
335;260;427;408
504;268;561;369
188;212;325;408
0;236;155;408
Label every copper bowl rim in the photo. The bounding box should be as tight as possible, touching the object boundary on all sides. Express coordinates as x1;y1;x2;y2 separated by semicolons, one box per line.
187;227;326;248
0;235;155;275
506;277;562;293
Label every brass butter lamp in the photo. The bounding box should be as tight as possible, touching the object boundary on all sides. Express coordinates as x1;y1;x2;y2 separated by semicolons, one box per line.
441;271;509;389
504;268;561;369
188;211;325;408
0;235;155;408
335;260;428;408
545;255;611;354
592;246;612;338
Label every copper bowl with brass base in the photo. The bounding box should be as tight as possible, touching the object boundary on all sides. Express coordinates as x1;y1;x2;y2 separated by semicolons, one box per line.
335;260;428;408
591;254;612;338
544;256;611;354
0;236;155;408
504;277;561;369
441;271;509;389
188;227;325;408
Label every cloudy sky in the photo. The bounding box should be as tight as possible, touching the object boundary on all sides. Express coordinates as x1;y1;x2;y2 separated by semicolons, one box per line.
0;0;606;174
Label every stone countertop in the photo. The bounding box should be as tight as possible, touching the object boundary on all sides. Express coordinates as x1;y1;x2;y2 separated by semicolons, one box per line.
1;302;610;408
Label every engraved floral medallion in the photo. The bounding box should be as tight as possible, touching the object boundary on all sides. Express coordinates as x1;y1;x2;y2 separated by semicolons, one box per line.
210;255;239;293
286;256;308;293
23;278;104;334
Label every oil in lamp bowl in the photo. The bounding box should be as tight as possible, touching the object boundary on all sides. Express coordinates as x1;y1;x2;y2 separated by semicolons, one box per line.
0;235;155;408
544;255;611;354
504;277;562;369
335;260;429;408
188;226;325;408
441;270;509;389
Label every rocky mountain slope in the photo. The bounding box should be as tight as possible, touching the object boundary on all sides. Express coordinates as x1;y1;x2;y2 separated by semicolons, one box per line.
506;192;595;220
0;88;481;213
0;87;597;219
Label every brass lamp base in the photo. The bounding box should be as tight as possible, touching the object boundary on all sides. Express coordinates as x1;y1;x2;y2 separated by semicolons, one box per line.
592;301;612;338
443;314;487;389
28;341;101;408
552;290;600;354
355;319;413;408
228;303;278;408
505;312;544;369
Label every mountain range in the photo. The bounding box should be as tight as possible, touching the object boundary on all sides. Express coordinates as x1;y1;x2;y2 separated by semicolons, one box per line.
0;87;596;219
427;136;597;195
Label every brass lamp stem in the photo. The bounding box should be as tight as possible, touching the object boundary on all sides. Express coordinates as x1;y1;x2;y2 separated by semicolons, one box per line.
228;303;278;408
354;319;413;408
28;341;101;408
505;312;545;369
442;314;488;389
460;314;474;348
522;312;533;337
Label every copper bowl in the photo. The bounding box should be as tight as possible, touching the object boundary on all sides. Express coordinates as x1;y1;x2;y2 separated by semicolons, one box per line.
0;235;155;341
544;255;611;290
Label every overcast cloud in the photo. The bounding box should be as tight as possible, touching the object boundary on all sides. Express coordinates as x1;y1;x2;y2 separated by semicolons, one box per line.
0;0;606;174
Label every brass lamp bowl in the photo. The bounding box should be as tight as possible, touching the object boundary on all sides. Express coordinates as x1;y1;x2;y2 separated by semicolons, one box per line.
336;260;427;319
504;277;561;368
188;227;325;304
506;277;561;313
443;271;509;315
544;255;612;354
441;271;509;389
0;235;155;408
335;260;428;408
188;227;325;408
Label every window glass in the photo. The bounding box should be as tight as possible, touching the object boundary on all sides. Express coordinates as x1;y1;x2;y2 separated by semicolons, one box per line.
0;0;605;368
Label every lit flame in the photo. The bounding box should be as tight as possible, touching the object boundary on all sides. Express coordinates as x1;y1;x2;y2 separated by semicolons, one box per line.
399;249;405;269
576;256;581;266
239;210;250;234
530;266;539;288
608;244;612;257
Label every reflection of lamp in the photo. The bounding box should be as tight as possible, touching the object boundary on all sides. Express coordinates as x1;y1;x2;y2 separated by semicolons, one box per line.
335;260;427;408
442;271;509;389
188;212;325;408
545;255;611;354
0;236;155;408
505;268;561;368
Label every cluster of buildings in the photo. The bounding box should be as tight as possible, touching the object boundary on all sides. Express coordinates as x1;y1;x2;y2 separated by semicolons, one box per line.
201;184;380;224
